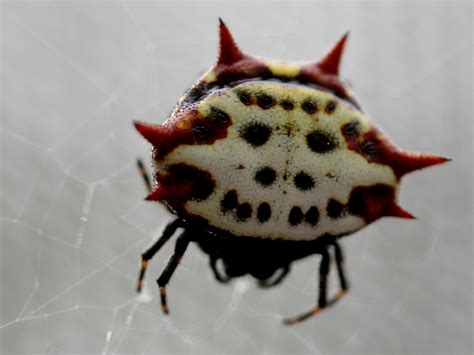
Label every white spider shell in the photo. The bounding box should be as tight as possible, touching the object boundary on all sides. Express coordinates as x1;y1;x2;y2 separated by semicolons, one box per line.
159;81;396;241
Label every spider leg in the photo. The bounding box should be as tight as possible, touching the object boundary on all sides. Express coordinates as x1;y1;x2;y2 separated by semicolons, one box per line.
157;233;190;314
137;158;153;193
258;265;290;288
333;240;349;294
136;219;182;292
283;248;330;325
283;242;350;325
210;257;231;283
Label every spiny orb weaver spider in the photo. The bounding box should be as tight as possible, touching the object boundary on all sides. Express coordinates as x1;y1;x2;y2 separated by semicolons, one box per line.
134;19;449;325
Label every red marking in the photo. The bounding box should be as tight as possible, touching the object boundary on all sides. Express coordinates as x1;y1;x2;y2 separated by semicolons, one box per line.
298;32;352;100
209;21;355;105
317;32;349;76
389;152;450;178
215;19;270;82
217;18;247;66
348;184;413;223
341;126;450;179
146;180;193;203
215;58;270;84
387;204;416;219
299;65;350;102
134;108;232;160
134;121;191;159
146;164;216;213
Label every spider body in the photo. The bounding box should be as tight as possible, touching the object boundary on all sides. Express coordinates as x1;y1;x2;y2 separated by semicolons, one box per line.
134;20;448;324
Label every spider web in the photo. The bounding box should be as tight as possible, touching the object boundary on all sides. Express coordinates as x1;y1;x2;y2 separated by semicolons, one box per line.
1;1;472;353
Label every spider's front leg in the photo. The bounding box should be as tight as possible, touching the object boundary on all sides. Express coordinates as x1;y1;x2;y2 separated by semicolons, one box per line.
136;219;183;292
157;233;190;314
283;241;349;325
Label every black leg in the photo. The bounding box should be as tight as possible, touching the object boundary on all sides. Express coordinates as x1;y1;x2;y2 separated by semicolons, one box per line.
137;158;152;193
318;248;330;308
333;241;349;292
136;219;182;292
258;265;290;288
283;242;350;325
284;248;330;325
157;233;190;314
210;257;231;283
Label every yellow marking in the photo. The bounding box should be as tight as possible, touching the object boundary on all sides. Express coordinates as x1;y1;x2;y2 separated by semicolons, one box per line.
266;60;300;78
284;307;323;325
284;289;348;325
334;289;347;299
203;71;217;83
176;120;190;130
159;287;169;314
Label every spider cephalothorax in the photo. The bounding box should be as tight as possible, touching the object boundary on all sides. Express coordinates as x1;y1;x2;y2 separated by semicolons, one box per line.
134;19;448;324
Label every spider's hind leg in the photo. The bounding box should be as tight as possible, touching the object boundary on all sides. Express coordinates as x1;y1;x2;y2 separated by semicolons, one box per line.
333;240;349;298
210;257;231;283
283;248;330;325
283;241;351;325
136;219;182;292
258;265;290;288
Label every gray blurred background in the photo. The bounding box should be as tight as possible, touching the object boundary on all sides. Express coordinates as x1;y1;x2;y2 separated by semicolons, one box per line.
1;1;472;354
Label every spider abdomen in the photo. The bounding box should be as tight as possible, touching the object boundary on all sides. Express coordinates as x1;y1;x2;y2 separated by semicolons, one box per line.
158;81;398;240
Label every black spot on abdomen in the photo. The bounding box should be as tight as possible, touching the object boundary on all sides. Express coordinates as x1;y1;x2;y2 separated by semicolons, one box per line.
294;171;315;191
237;91;252;105
240;123;272;147
305;206;320;225
289;206;304;226
254;167;276;187
327;199;344;218
306;131;337;153
192;125;210;138
302;99;318;114
342;121;359;137
361;140;378;156
209;107;230;124
221;190;238;212
325;100;337;114
236;203;252;221
256;94;275;109
257;202;271;223
281;100;294;110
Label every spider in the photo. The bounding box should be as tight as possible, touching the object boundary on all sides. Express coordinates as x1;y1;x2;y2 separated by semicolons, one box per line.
133;20;448;325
